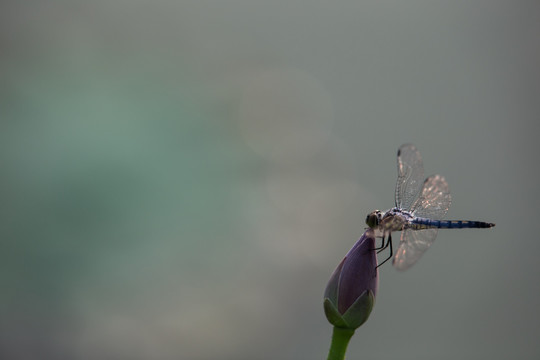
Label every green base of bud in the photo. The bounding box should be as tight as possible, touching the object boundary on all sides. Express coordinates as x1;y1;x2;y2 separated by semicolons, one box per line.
324;290;375;330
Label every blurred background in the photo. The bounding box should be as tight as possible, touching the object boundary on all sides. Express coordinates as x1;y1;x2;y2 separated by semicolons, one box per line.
1;1;539;359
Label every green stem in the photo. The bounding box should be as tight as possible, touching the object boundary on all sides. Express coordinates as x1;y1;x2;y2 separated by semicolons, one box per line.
327;326;355;360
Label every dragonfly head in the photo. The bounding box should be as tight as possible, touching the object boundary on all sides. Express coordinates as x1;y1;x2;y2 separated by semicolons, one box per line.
365;210;382;229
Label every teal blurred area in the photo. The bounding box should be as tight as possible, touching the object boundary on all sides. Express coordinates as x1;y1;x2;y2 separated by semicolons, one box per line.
1;1;539;359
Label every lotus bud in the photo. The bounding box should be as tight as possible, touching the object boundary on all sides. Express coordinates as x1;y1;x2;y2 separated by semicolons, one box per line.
324;229;378;329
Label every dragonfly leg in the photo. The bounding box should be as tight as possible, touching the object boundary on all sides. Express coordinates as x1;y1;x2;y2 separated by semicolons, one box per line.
376;232;390;253
372;235;386;251
376;233;394;268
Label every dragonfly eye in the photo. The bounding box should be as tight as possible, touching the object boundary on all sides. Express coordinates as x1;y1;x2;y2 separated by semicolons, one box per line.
365;213;379;228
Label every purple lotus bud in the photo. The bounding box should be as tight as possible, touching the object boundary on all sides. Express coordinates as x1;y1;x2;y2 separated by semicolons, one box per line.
324;229;379;329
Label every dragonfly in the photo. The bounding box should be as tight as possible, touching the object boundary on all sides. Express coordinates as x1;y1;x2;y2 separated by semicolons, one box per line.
365;144;495;271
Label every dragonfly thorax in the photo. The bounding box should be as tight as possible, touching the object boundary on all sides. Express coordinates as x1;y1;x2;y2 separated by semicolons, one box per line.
366;208;414;232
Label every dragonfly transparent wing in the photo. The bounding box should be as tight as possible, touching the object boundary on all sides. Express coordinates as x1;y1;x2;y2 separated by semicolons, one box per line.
410;174;451;220
395;144;424;211
393;175;451;270
393;228;438;271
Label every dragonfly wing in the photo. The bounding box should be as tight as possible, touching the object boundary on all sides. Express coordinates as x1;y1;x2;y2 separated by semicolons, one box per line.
395;144;424;210
393;228;438;271
410;174;451;220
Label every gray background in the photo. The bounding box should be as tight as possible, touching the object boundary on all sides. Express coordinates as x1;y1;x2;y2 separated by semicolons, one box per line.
1;1;539;359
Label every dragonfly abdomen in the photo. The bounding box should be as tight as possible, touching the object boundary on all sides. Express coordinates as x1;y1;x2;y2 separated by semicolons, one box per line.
411;218;495;229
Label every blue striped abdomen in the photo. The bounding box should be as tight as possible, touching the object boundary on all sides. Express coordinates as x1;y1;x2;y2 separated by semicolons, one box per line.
411;218;495;229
